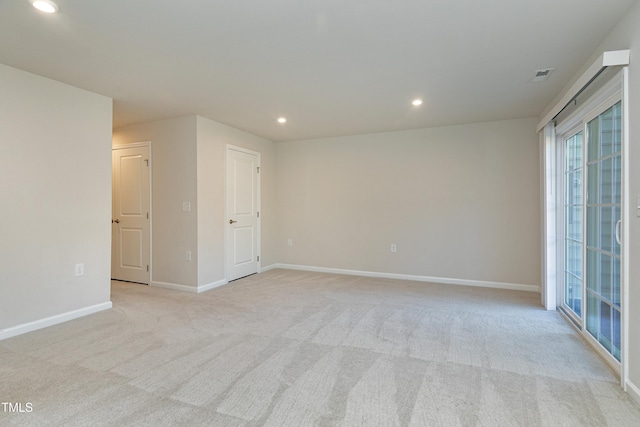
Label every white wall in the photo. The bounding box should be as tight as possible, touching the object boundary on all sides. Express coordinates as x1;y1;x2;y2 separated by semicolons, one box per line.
0;63;112;335
276;118;541;289
113;117;199;289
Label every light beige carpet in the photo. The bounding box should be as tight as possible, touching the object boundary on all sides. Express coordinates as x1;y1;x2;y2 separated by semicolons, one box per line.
2;269;640;426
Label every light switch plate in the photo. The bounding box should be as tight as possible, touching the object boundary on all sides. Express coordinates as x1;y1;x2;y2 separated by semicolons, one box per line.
75;263;84;276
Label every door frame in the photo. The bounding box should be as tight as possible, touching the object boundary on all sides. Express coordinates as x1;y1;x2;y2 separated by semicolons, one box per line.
225;144;261;281
112;141;152;284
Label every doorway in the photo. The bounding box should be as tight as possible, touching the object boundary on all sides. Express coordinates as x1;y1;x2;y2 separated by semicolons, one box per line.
226;145;260;282
112;143;151;284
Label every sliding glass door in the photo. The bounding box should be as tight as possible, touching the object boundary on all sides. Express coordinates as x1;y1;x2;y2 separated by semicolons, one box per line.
559;96;623;367
585;101;622;361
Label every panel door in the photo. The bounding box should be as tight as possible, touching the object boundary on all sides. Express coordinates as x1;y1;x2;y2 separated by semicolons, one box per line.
112;145;150;284
226;147;259;281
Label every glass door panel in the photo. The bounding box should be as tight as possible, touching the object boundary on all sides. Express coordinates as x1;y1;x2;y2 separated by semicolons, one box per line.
585;101;622;362
563;131;583;318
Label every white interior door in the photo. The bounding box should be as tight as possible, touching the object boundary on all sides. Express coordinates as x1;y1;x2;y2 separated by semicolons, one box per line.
112;144;151;284
226;146;259;281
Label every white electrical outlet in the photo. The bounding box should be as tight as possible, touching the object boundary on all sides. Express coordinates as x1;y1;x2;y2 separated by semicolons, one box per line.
287;239;293;247
75;263;84;276
390;244;397;253
186;250;192;261
182;201;191;212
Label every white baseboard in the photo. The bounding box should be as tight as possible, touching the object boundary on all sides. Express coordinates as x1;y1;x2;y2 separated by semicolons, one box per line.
626;378;640;406
0;302;112;341
151;281;199;293
197;279;228;293
151;279;228;294
259;264;278;273
271;263;540;293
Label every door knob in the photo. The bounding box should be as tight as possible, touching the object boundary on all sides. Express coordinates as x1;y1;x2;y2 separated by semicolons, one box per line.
229;219;237;224
112;219;120;224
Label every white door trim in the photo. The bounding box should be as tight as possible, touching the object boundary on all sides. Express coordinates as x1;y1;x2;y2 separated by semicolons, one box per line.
112;141;152;284
225;144;261;281
113;141;151;150
621;67;630;392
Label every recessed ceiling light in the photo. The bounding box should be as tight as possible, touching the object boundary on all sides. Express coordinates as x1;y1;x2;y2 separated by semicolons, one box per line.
412;99;423;106
30;0;59;13
277;117;287;124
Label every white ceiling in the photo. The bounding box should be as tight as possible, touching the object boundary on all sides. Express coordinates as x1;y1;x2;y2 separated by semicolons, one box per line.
0;0;637;142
